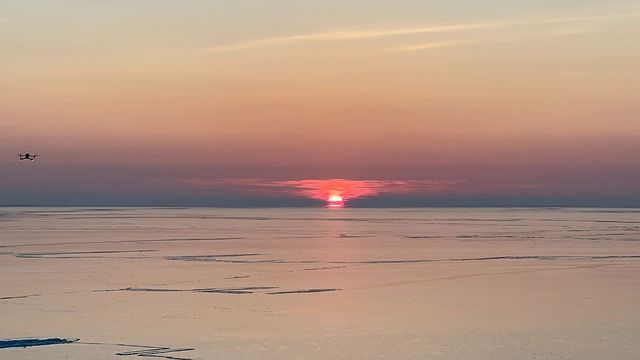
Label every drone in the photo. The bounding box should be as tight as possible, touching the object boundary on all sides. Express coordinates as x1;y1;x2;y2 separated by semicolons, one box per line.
18;153;39;161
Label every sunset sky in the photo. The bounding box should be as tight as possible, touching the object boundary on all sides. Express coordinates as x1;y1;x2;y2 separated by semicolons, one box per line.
1;1;639;206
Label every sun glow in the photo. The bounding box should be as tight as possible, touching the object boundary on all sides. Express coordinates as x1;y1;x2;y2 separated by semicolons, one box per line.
186;178;462;208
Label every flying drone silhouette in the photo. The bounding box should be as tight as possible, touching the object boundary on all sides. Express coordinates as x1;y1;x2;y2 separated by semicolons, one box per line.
18;153;38;161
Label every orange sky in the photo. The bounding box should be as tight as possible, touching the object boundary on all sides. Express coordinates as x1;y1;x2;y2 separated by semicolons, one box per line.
1;1;639;205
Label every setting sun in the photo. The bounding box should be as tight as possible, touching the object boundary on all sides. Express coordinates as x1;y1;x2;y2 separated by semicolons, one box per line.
327;194;345;207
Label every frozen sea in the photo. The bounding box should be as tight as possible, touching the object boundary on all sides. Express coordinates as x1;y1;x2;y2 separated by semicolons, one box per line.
1;207;639;359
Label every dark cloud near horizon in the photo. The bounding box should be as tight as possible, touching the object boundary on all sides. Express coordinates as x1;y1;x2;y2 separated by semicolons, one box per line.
1;162;639;207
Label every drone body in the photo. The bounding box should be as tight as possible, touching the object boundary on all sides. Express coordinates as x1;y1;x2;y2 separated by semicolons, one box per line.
18;153;38;161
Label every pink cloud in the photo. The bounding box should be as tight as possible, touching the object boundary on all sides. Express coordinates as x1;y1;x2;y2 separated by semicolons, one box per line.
182;178;464;204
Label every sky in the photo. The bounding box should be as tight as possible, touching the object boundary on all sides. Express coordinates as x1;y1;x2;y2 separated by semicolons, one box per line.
1;0;640;207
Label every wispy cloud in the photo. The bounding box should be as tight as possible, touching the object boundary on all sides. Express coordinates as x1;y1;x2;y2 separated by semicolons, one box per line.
396;41;464;52
395;22;604;52
204;12;640;52
206;22;500;51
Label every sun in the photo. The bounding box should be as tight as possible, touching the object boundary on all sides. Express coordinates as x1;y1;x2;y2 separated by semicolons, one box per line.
327;194;345;208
